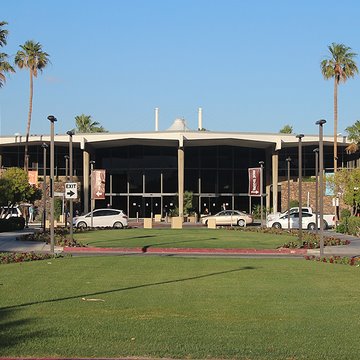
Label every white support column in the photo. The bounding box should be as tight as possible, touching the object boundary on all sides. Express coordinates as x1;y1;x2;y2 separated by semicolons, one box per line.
272;151;279;213
83;150;90;213
178;145;184;219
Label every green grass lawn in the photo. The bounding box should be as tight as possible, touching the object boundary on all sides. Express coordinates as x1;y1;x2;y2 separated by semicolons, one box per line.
74;228;294;249
1;256;360;359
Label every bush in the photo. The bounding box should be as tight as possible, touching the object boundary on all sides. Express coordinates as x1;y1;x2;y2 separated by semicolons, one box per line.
346;216;360;236
340;208;351;219
0;252;65;264
289;199;299;207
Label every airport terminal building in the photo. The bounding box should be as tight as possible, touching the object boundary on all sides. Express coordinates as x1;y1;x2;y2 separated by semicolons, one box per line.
0;118;356;218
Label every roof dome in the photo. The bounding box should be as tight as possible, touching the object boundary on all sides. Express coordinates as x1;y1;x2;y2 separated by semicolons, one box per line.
166;118;191;131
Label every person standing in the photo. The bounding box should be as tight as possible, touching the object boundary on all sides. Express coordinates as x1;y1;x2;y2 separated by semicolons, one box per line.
29;205;34;222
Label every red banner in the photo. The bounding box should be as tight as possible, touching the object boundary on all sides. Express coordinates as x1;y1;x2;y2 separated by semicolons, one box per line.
91;169;106;200
248;168;261;196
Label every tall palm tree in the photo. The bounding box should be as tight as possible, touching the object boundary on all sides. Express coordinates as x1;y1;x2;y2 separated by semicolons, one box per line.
0;21;15;88
74;114;107;133
321;43;358;172
15;40;50;171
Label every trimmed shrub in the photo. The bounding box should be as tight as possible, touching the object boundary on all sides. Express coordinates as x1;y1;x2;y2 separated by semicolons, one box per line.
347;216;360;236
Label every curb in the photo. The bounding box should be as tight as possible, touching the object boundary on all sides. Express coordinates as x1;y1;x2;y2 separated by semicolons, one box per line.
64;246;307;255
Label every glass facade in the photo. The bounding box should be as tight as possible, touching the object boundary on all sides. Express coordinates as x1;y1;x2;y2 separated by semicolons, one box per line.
0;140;351;218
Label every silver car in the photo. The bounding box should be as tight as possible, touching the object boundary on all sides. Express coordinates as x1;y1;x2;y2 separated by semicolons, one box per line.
201;210;253;227
73;208;128;229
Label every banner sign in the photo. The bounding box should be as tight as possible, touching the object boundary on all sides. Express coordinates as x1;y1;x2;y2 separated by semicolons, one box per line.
91;169;106;200
248;167;261;197
28;170;38;186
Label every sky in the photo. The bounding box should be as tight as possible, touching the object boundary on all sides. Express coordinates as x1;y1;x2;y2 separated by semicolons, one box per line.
1;0;360;137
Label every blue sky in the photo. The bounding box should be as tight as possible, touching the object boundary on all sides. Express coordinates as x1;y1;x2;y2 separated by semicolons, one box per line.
1;0;360;137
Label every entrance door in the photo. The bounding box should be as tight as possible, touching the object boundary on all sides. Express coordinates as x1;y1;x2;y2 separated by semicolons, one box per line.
143;196;161;218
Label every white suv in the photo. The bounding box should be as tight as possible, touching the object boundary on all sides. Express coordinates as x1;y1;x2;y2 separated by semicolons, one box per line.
73;208;128;229
0;206;22;219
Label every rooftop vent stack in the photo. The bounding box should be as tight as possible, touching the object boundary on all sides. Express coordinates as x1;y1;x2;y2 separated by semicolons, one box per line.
198;107;203;130
155;107;159;131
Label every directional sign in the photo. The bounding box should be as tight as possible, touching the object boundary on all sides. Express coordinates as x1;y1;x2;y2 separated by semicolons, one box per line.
248;168;261;197
65;182;78;199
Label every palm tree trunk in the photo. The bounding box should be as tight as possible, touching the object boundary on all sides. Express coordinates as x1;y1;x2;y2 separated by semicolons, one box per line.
24;70;33;172
334;76;338;172
333;77;338;172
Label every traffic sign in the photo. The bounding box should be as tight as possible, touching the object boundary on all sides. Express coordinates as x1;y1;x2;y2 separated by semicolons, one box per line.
65;182;78;199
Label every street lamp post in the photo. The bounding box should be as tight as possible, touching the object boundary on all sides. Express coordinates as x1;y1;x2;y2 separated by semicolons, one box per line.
90;160;95;228
47;115;57;254
316;119;326;256
259;161;264;227
41;143;48;233
66;131;74;241
286;157;291;230
296;134;304;243
313;148;319;234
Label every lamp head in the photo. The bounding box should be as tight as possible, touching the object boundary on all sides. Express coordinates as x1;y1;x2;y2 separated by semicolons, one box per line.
296;134;304;139
286;157;291;162
313;148;319;153
64;155;69;159
66;130;74;136
47;115;57;122
316;119;326;126
41;143;48;149
259;161;264;166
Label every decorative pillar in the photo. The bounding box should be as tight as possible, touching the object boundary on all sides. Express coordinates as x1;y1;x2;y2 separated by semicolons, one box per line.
178;142;184;219
83;150;90;213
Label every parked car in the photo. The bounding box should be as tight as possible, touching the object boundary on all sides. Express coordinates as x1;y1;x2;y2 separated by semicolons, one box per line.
201;210;253;227
0;206;22;219
266;211;328;230
73;208;128;229
267;207;335;228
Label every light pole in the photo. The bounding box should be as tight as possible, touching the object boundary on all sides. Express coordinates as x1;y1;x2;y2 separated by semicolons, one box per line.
41;143;48;233
64;155;69;180
286;157;291;229
313;148;319;234
66;130;74;240
316;119;326;256
259;161;264;227
47;115;57;254
90;160;95;228
296;134;304;243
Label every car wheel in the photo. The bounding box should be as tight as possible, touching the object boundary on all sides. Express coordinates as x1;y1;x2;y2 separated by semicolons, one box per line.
77;221;87;229
307;223;316;230
113;221;124;229
237;219;246;227
272;222;282;229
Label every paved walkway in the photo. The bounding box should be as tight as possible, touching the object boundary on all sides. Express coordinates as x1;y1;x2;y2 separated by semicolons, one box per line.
0;226;360;257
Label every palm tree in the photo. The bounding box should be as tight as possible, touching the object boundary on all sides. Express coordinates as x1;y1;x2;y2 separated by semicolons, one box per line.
0;21;15;88
0;21;9;47
345;120;360;154
15;40;50;171
321;43;358;172
74;114;107;133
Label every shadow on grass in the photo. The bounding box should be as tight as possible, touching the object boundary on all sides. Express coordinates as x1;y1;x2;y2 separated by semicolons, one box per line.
0;309;49;351
88;234;157;246
141;237;220;252
0;266;257;311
